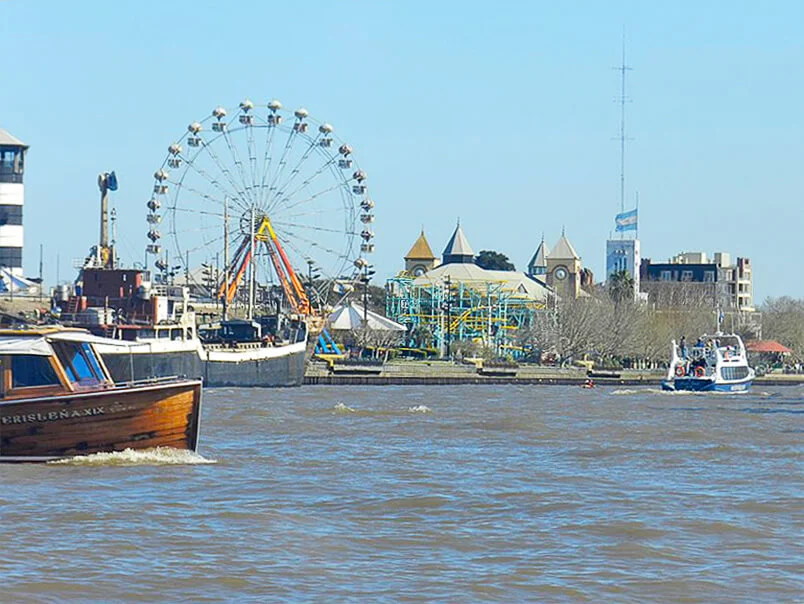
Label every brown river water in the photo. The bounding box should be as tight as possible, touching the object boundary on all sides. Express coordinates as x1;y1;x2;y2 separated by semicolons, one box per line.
2;385;802;602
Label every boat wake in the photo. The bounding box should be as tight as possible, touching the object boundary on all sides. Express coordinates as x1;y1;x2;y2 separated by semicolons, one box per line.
408;405;432;413
610;388;685;396
332;402;356;414
48;447;216;466
328;402;433;416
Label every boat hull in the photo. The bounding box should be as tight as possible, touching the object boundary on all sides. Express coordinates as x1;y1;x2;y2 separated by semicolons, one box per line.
661;377;753;393
203;341;307;387
0;380;202;462
99;341;306;387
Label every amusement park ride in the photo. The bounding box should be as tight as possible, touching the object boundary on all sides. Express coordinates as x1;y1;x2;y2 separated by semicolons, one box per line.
146;98;375;326
216;214;312;317
56;97;376;387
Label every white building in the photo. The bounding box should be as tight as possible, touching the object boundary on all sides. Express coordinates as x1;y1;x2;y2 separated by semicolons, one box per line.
606;238;641;300
0;128;27;277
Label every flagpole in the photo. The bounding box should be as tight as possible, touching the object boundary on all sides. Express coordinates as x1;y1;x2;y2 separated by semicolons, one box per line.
635;191;639;239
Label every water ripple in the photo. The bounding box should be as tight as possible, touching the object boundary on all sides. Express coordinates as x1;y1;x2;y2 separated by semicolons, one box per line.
2;384;802;601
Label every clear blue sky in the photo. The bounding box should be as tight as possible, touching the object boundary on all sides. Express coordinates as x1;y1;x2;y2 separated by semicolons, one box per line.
2;0;802;300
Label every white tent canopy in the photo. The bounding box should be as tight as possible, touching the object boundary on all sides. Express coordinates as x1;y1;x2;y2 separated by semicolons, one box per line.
327;302;406;332
0;268;37;293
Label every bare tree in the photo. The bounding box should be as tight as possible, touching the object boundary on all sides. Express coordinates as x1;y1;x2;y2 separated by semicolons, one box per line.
761;297;804;356
346;326;403;358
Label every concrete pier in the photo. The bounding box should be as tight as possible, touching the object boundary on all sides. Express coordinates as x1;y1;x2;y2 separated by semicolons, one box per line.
304;359;804;386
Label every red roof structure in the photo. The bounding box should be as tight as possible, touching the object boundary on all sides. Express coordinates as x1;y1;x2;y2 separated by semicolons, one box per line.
746;340;793;354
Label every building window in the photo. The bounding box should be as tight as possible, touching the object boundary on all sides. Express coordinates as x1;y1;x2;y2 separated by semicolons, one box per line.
660;270;672;281
681;270;693;282
0;247;22;268
0;205;22;226
704;271;715;282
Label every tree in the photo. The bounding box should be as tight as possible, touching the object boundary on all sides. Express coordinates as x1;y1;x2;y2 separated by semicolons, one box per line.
608;270;635;306
475;250;515;271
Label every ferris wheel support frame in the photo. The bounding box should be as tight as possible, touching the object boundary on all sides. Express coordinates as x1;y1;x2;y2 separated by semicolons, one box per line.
215;216;312;316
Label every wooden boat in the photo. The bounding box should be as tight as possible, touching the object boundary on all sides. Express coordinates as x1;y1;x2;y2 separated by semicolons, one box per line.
0;328;202;462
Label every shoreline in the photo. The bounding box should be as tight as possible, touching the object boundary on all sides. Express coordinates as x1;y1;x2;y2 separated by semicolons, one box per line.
304;376;804;386
304;361;804;386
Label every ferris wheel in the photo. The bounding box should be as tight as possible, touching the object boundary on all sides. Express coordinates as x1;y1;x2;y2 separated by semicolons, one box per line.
146;98;375;313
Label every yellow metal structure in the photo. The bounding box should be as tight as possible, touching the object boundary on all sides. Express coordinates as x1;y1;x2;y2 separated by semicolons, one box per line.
216;215;312;316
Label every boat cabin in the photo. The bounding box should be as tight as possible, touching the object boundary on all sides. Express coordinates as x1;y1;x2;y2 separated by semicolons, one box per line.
668;332;752;384
199;319;263;344
0;329;113;400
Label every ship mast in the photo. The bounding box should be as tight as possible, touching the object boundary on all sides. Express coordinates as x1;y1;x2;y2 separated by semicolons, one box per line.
222;197;229;321
615;30;632;232
248;205;256;320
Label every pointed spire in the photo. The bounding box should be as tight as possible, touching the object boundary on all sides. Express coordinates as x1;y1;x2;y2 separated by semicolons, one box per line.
404;229;435;261
531;235;549;265
442;221;474;265
549;230;580;260
528;235;549;275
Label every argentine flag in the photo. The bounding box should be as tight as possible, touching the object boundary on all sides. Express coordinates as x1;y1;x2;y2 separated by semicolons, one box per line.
615;208;638;232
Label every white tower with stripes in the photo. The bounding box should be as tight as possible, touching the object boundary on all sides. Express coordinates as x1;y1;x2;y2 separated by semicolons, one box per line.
0;129;27;277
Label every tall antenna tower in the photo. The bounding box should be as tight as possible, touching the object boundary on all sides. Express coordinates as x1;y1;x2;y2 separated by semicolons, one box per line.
614;30;632;214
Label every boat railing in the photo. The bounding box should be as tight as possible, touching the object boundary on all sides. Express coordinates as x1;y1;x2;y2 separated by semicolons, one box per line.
203;339;289;351
112;375;192;389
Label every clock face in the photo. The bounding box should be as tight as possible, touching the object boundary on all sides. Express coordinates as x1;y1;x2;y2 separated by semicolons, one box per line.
554;267;568;280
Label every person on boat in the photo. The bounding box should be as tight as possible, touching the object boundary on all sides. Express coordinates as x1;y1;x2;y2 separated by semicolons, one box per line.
695;337;704;348
679;336;688;359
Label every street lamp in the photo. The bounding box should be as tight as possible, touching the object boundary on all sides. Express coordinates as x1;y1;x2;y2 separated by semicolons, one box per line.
306;259;321;309
362;264;376;326
442;275;452;359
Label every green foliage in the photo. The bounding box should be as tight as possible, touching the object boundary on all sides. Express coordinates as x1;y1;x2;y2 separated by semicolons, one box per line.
475;250;515;271
410;324;434;348
608;270;635;306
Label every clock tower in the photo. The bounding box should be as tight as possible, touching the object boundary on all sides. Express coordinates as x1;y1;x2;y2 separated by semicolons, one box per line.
404;229;437;276
546;230;581;300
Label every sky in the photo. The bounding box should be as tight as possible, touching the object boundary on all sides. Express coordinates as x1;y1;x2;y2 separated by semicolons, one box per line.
1;0;802;301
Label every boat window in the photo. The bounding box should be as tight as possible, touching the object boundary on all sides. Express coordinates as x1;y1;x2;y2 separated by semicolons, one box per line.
52;341;102;385
11;355;61;388
722;366;749;381
81;343;106;380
